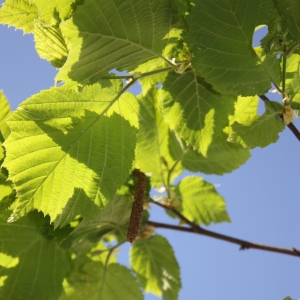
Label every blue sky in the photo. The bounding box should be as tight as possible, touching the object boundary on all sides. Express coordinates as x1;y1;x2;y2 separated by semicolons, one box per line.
0;12;299;300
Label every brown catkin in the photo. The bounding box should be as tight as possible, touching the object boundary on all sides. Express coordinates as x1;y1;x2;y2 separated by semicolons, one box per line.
127;169;147;243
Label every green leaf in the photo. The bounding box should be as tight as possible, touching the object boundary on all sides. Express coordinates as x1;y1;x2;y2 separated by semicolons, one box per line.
30;0;77;23
180;134;251;175
275;0;300;40
61;194;133;252
0;90;12;141
159;70;235;156
0;210;69;300
130;235;181;299
0;0;38;33
0;172;15;212
230;100;285;149
135;87;183;187
60;262;143;300
284;54;300;108
174;176;230;225
57;0;180;84
34;21;69;68
3;83;138;227
185;0;277;96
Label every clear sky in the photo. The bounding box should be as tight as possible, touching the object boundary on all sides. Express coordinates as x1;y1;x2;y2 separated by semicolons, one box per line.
0;10;299;300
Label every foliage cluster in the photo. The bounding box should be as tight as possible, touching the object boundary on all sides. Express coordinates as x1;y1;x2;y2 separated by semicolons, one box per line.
0;0;300;299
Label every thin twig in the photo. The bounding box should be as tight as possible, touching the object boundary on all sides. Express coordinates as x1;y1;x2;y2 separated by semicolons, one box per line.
148;199;300;258
147;220;300;258
259;95;300;141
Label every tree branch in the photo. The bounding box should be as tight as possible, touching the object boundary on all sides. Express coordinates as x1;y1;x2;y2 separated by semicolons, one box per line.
148;199;300;258
259;95;300;141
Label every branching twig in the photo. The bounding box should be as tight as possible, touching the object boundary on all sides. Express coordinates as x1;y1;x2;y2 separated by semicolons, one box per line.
148;199;300;258
259;95;300;141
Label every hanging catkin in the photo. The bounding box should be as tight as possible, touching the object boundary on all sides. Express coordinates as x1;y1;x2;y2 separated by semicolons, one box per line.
127;169;147;243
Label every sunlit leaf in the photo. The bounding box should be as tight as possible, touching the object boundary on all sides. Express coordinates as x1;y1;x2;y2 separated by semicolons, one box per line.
130;235;181;300
230;100;285;148
174;176;230;225
160;70;235;156
3;83;137;227
57;0;180;84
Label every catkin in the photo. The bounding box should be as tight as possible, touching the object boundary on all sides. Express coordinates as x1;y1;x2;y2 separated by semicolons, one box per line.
127;169;147;243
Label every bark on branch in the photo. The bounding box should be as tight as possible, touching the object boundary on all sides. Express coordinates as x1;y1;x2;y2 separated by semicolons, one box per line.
148;199;300;258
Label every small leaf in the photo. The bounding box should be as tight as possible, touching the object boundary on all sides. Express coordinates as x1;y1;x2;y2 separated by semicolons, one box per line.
34;21;69;68
130;235;181;300
0;91;12;140
174;176;230;225
230;100;285;149
0;0;38;33
0;210;69;300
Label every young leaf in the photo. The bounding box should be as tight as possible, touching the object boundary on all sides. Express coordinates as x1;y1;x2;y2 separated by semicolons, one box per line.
230;100;285;149
135;87;183;187
130;235;181;300
160;70;235;156
60;262;143;300
3;84;137;227
0;210;69;300
34;21;69;68
0;0;38;33
185;0;277;96
174;176;230;225
57;0;180;84
0;172;15;211
0;91;12;140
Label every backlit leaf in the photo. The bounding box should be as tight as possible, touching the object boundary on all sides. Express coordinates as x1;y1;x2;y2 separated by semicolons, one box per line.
185;0;277;95
230;100;285;148
57;0;180;84
160;70;235;156
174;176;230;225
130;235;181;300
3;83;137;227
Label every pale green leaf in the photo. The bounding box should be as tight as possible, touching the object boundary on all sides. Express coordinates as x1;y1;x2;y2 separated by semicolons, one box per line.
0;91;11;140
160;70;235;156
174;176;230;225
0;0;38;33
0;172;15;212
57;0;180;84
181;134;251;175
0;210;69;300
130;235;181;299
3;83;137;227
60;262;143;300
284;54;300;108
61;194;133;253
135;87;183;187
34;21;69;68
30;0;77;23
230;100;285;148
185;0;277;96
229;96;259;126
